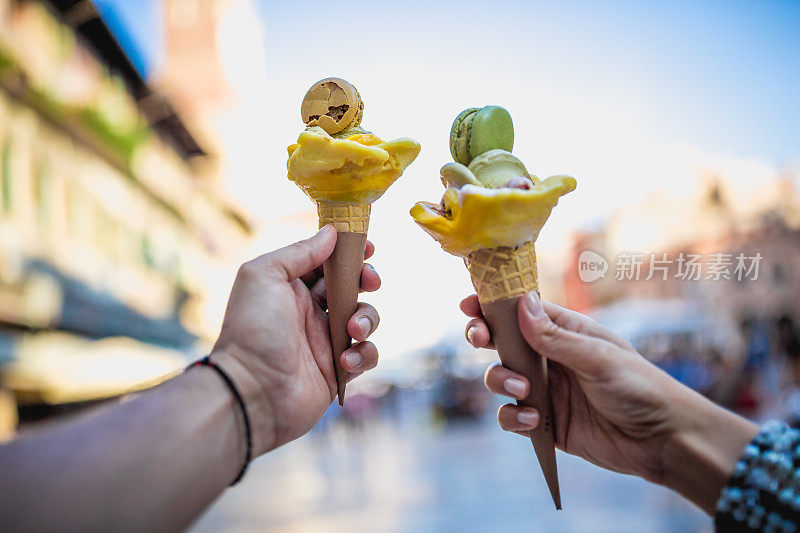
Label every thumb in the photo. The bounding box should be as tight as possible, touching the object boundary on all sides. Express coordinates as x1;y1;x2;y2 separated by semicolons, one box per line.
262;225;337;281
517;291;614;378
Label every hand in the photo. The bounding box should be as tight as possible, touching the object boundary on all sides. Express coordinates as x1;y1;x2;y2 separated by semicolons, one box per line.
212;226;381;455
462;291;751;491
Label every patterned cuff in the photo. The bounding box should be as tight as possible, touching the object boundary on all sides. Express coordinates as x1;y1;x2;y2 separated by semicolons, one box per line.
715;420;800;532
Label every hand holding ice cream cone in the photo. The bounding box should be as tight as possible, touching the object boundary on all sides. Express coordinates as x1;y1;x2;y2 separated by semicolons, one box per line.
288;78;420;404
411;105;575;508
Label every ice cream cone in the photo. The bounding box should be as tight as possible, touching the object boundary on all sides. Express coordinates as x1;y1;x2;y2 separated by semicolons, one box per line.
317;201;371;233
466;240;538;304
317;200;370;405
465;240;561;509
289;78;419;405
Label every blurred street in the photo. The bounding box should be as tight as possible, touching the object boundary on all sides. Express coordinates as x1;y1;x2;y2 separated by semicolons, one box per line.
192;395;709;533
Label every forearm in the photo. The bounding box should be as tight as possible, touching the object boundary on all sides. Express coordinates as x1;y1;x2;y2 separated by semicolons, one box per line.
660;385;759;515
0;365;246;531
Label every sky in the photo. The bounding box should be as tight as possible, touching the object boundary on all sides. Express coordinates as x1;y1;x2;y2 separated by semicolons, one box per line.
93;0;800;358
97;0;800;163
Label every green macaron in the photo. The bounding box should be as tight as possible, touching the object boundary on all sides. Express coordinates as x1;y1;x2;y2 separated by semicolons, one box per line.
449;106;514;165
440;162;481;188
467;149;530;188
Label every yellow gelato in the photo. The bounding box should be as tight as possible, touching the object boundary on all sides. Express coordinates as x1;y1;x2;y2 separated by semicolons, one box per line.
411;174;576;256
288;126;420;204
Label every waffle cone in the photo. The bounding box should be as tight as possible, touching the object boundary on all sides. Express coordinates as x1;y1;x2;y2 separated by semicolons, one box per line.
465;240;561;509
465;240;538;303
317;201;371;233
316;201;370;405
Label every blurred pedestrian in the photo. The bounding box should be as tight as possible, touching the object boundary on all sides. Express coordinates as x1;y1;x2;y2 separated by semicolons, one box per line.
733;318;772;417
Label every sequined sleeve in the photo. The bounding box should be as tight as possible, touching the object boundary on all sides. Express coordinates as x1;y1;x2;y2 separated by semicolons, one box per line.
715;421;800;532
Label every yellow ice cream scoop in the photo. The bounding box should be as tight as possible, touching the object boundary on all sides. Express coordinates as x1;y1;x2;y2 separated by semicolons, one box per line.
288;127;420;204
411;175;576;256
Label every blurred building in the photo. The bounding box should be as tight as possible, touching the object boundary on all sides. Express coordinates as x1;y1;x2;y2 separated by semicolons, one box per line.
565;172;800;325
157;0;233;143
0;0;251;426
562;173;800;416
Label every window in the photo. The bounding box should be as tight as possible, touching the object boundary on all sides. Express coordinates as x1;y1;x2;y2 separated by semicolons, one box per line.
65;183;76;236
1;139;12;214
33;161;50;227
141;233;155;268
96;208;118;259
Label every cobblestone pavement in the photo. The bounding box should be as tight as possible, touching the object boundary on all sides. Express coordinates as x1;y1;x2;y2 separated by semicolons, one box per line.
192;405;711;533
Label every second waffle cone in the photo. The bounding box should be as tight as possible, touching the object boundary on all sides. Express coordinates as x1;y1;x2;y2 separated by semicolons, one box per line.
466;240;538;303
465;240;561;509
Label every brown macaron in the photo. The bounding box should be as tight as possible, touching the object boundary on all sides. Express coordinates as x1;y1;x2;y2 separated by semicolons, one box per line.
301;77;364;135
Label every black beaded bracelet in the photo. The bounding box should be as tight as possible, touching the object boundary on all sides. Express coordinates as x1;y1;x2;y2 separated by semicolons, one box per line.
191;355;252;485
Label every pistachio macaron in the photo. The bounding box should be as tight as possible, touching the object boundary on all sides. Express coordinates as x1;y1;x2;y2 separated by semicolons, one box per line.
467;149;531;189
440;162;481;188
449;106;514;165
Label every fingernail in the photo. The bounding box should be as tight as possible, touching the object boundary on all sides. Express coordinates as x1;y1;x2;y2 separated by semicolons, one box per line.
504;378;527;398
344;350;363;369
523;292;545;319
357;317;372;338
517;410;539;427
467;326;478;344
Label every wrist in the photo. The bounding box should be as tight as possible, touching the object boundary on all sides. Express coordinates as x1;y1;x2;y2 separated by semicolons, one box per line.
209;346;277;457
660;385;759;514
178;365;250;486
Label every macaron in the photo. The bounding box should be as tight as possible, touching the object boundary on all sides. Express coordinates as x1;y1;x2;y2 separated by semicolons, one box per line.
449;106;514;165
301;77;364;135
467;149;531;189
440;162;481;188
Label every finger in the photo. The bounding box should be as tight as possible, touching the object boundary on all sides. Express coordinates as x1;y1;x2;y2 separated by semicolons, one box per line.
303;239;373;288
346;370;364;383
254;225;337;281
311;268;381;312
347;303;380;341
360;263;381;293
518;291;618;378
341;341;379;373
484;364;530;400
299;265;324;288
303;238;375;288
542;300;632;350
310;278;327;309
465;318;493;348
459;295;483;318
497;404;540;432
